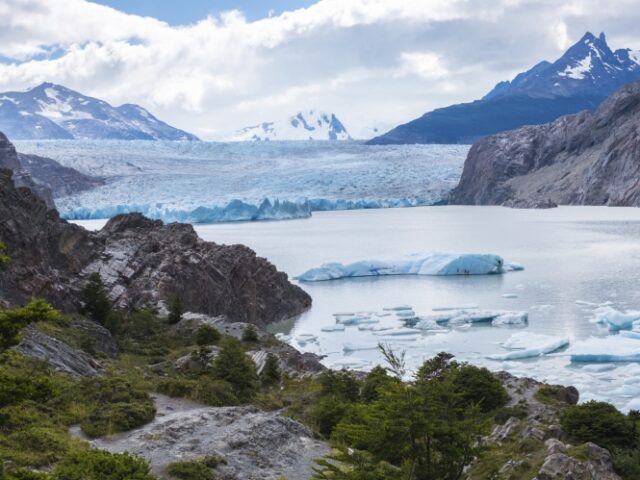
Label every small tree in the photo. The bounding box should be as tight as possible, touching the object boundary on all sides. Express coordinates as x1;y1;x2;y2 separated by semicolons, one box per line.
82;272;111;324
241;324;259;343
212;336;257;402
260;353;281;387
167;293;183;325
0;240;9;268
0;299;60;351
195;324;221;346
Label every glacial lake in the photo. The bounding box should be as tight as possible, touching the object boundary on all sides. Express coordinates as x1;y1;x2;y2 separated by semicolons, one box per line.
76;205;640;410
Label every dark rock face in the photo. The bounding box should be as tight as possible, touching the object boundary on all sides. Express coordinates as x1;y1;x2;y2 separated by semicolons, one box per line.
450;81;640;207
0;141;310;324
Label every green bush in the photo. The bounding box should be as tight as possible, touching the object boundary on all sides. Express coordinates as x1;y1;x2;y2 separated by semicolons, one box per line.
195;325;221;346
0;240;9;268
212;337;257;402
81;273;112;325
360;366;396;403
78;377;156;438
560;401;638;451
241;325;259;343
0;300;60;351
260;353;281;387
167;294;183;325
165;458;214;480
157;377;238;407
451;364;509;413
318;370;360;402
52;449;154;480
310;396;349;438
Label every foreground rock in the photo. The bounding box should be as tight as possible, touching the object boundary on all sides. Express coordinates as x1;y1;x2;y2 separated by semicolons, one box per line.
83;394;329;480
451;81;640;207
0;134;310;324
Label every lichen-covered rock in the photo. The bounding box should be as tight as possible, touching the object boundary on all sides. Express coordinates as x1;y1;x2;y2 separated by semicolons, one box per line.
536;439;621;480
451;81;640;207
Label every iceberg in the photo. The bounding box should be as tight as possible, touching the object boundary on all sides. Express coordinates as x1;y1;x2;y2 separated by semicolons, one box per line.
491;311;529;326
296;253;523;281
563;336;640;362
321;324;346;332
619;330;640;340
488;332;569;361
373;327;421;336
343;342;379;352
590;306;640;331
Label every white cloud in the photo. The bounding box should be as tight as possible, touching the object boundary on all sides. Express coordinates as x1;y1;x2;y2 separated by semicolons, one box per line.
1;0;640;139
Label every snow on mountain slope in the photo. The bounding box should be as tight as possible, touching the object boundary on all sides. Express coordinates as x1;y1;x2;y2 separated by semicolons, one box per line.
232;110;351;141
0;83;199;141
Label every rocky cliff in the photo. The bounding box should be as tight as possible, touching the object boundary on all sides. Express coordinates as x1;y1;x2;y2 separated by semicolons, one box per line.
0;136;310;324
450;81;640;207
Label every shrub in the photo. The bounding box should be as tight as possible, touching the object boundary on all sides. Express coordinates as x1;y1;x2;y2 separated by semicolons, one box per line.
318;370;360;402
260;353;281;387
360;366;395;403
212;337;257;402
241;325;259;343
560;401;638;451
0;300;60;351
310;396;349;437
167;294;183;325
52;449;154;480
451;364;509;413
0;361;59;408
157;377;238;407
79;377;156;438
165;458;214;480
81;273;112;325
0;240;9;268
195;325;221;346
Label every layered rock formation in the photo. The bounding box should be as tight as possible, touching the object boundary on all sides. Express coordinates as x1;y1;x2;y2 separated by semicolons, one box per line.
451;81;640;207
0;135;310;324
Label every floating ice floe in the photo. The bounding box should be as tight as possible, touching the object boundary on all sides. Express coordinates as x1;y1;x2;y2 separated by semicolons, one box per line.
414;317;449;332
358;325;392;332
335;314;378;325
432;304;479;311
321;324;346;332
563;336;640;362
295;334;318;344
491;311;529;326
373;327;421;336
343;342;379;352
487;332;569;361
295;253;524;281
619;330;640;340
431;309;528;326
502;293;518;299
576;300;615;307
589;306;640;331
383;305;413;311
395;310;416;318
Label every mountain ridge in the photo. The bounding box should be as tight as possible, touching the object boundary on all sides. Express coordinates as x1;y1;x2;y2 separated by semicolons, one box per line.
368;32;640;145
0;82;199;141
232;110;351;141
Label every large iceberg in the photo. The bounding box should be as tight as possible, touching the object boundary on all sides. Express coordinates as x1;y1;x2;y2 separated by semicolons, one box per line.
563;336;640;362
296;253;523;281
589;306;640;331
488;332;569;361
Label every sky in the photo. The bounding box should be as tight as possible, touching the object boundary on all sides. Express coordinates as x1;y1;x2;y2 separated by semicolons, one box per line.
1;0;640;140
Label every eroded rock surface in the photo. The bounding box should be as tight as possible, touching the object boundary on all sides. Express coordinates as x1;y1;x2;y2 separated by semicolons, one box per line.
451;81;640;207
87;394;329;480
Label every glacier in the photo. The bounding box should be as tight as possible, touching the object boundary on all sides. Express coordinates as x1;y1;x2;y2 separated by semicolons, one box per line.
295;253;523;281
13;140;467;224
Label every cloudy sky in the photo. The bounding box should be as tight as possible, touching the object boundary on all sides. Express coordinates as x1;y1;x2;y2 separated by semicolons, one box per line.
2;0;640;139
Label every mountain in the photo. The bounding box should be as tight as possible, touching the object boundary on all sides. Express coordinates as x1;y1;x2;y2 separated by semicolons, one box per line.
232;110;351;141
368;32;640;145
450;80;640;207
0;82;199;141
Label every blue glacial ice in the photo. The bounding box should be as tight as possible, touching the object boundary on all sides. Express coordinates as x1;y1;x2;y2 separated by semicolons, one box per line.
589;306;640;331
487;332;569;361
563;336;640;362
14;140;468;223
296;253;524;281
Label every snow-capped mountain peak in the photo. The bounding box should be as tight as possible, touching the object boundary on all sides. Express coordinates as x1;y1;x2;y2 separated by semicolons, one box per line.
233;110;351;141
0;82;198;141
483;32;640;100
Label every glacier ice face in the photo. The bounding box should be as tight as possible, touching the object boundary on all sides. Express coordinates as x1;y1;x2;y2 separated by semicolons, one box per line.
296;253;523;282
14;140;467;224
488;332;569;361
563;336;640;362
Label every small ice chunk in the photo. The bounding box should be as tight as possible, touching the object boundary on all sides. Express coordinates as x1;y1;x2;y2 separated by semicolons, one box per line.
492;311;529;326
415;317;447;331
343;342;379;352
296;253;523;281
590;306;640;331
503;262;524;272
619;330;640;340
321;324;346;332
501;293;518;299
564;336;640;362
296;334;318;344
383;305;413;311
581;363;617;372
336;315;376;325
395;310;416;318
432;304;479;311
488;332;569;361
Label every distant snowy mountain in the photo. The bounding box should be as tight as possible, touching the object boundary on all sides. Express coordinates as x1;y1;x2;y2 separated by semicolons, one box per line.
369;32;640;145
0;83;198;141
232;110;351;141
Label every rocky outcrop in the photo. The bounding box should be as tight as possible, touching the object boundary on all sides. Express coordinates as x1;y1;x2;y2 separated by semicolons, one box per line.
450;81;640;207
84;394;329;480
536;439;621;480
0;136;310;325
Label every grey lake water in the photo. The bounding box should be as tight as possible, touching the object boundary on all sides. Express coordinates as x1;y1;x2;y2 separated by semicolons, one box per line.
76;205;640;411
